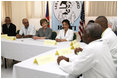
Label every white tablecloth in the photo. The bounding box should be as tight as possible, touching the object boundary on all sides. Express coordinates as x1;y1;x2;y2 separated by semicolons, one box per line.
1;38;57;61
1;38;80;61
13;42;87;78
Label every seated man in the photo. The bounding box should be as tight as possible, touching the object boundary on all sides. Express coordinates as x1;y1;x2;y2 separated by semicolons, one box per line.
2;17;16;36
87;20;94;25
33;18;52;39
57;23;116;78
16;18;36;38
95;16;117;68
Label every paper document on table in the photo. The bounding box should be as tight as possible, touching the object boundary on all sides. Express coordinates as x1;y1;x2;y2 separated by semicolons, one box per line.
34;54;55;66
44;40;57;45
1;35;16;40
70;40;80;49
73;43;80;48
55;48;72;56
1;34;8;39
6;36;16;40
70;40;77;46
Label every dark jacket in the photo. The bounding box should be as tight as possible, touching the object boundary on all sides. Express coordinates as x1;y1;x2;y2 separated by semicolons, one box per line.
2;23;16;36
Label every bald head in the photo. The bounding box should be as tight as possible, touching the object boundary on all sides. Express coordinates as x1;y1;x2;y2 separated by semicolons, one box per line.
82;23;103;44
22;18;29;28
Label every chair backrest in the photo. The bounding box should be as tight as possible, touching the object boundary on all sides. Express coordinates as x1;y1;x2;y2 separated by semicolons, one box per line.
51;31;57;40
73;33;77;40
16;30;20;34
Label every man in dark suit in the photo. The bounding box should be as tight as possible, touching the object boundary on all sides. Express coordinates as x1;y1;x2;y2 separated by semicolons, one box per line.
2;17;16;36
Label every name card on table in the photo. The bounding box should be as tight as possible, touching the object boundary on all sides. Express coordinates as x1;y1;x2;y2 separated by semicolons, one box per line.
1;34;16;40
44;40;57;45
55;48;72;56
34;54;55;66
1;34;8;38
6;37;16;40
70;40;78;46
70;40;80;49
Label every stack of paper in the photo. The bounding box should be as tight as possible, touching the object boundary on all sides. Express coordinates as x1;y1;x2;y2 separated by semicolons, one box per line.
44;40;57;45
34;54;55;66
1;34;8;39
1;34;16;40
6;36;16;40
70;40;80;49
55;48;72;56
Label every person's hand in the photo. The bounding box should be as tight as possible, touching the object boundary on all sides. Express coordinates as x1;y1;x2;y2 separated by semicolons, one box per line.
57;56;69;65
60;39;67;42
23;35;32;38
23;35;28;38
40;37;46;39
56;39;61;42
16;34;22;38
74;47;83;55
32;36;39;40
56;39;67;42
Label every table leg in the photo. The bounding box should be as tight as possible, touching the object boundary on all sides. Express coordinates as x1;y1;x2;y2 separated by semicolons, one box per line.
4;58;7;69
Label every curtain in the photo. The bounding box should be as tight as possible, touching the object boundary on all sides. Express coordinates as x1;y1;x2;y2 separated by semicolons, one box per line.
1;1;12;24
25;1;47;18
85;1;117;16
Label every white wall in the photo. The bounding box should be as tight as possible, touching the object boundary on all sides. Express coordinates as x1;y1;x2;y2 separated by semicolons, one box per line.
11;1;52;31
11;1;27;30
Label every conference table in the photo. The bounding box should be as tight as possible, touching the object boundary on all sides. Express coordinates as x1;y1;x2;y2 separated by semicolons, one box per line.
1;38;87;78
12;40;86;78
1;38;56;61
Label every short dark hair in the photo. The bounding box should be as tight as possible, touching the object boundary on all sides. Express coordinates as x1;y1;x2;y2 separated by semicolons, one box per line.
5;17;10;19
62;19;72;29
95;16;108;28
40;18;48;26
86;23;103;39
87;20;94;25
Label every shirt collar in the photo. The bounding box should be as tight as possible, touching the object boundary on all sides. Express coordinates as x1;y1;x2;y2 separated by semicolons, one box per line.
101;28;111;37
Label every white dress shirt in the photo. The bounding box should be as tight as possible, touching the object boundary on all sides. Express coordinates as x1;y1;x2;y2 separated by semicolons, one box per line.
101;28;117;67
56;29;74;41
59;39;116;78
19;25;36;35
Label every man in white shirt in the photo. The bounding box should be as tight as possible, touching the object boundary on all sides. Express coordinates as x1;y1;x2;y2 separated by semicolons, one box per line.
95;16;117;68
16;18;36;38
57;23;116;78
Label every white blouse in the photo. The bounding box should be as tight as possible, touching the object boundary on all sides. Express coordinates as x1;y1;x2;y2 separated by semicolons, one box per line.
56;29;74;41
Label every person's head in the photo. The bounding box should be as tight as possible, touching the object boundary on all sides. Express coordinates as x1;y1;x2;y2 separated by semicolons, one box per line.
82;23;103;44
95;16;108;32
108;18;117;32
40;18;48;29
62;19;71;31
87;20;94;25
5;17;11;24
22;18;29;28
